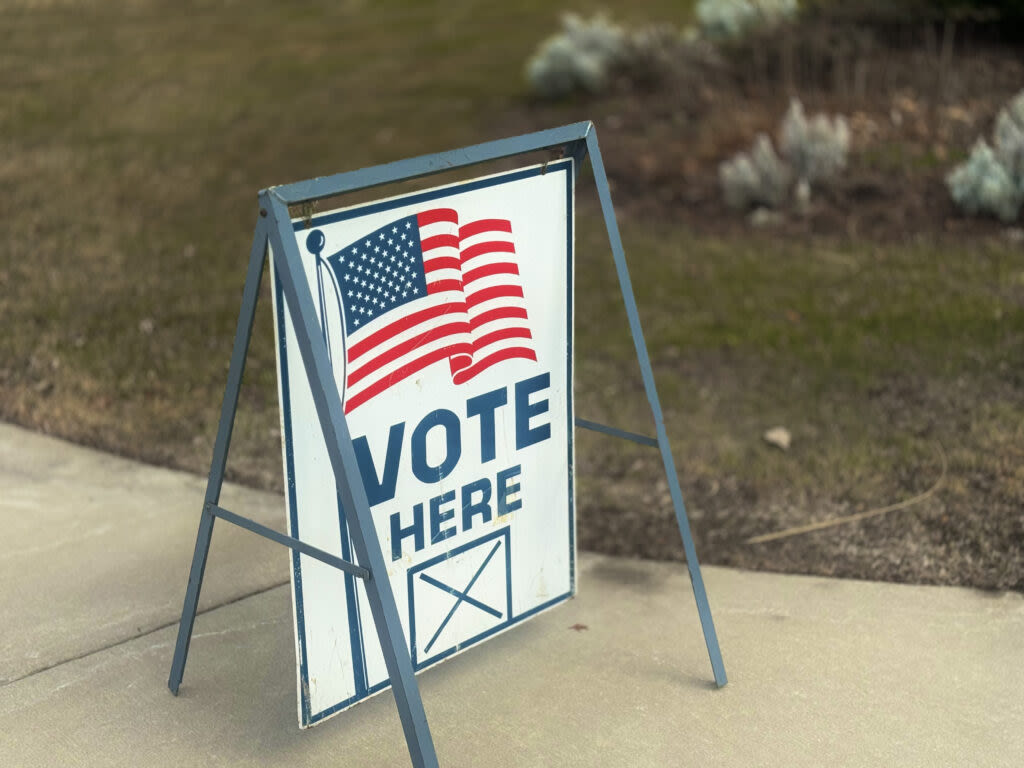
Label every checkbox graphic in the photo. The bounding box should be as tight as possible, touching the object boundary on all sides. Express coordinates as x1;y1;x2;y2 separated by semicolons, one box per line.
407;528;513;667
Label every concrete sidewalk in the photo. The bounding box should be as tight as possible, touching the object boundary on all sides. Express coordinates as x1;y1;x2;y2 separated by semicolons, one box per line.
2;422;1022;766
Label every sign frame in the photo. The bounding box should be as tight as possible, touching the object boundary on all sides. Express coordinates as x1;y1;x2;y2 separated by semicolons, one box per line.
167;121;727;768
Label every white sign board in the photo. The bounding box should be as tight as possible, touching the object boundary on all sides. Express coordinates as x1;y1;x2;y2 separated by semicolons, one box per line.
272;160;575;726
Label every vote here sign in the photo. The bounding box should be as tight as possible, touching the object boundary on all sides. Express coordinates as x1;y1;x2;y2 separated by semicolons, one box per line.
271;160;575;727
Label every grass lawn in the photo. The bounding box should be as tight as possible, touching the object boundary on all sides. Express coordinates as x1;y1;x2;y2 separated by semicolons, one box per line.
1;0;1021;589
0;0;694;471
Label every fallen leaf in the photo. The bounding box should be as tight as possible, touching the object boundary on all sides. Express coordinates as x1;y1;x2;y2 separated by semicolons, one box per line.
763;426;791;451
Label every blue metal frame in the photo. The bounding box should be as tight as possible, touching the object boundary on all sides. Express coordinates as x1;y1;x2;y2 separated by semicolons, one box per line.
167;120;726;768
584;130;727;688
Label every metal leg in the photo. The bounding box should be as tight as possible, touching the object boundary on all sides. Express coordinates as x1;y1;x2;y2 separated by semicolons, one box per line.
265;192;439;768
168;220;269;695
168;507;216;695
585;131;728;688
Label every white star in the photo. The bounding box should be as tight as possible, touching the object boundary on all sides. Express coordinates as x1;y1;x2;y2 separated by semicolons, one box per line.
412;286;419;294
405;280;412;287
400;233;407;241
405;221;411;229
373;271;380;279
364;239;371;247
387;238;394;246
370;257;377;265
374;246;380;254
347;290;353;297
360;253;367;261
354;319;360;326
379;232;385;240
360;279;367;287
372;297;378;306
391;226;397;234
402;290;408;297
343;274;350;281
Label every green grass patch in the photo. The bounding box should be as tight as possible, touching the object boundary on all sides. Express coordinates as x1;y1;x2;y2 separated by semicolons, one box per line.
579;221;1020;382
573;214;1022;498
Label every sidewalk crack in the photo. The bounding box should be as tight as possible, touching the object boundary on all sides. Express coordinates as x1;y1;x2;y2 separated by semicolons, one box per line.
1;579;290;688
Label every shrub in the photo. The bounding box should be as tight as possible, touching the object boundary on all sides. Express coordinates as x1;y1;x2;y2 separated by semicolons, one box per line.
993;91;1024;195
719;99;849;212
696;0;799;41
720;133;792;209
525;13;628;99
779;99;851;185
946;139;1022;223
946;88;1024;222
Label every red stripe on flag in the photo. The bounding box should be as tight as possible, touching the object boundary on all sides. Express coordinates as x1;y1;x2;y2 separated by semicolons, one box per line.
469;306;528;330
423;256;461;273
348;302;465;361
448;352;472;379
459;219;512;239
348;322;471;386
462;261;519;285
417;209;458;227
461;240;515;262
465;284;523;309
451;347;538;384
471;326;532;352
421;234;460;251
345;345;460;412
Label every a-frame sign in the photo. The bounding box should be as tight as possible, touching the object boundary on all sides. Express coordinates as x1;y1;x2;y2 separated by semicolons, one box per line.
168;122;726;768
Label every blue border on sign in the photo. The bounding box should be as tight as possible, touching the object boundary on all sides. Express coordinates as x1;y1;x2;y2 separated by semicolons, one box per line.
274;158;575;726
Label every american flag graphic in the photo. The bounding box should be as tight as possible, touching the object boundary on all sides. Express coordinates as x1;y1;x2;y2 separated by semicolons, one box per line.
313;208;536;412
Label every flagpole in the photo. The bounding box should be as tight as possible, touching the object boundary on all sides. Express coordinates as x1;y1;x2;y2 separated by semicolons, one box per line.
304;227;369;697
306;230;332;364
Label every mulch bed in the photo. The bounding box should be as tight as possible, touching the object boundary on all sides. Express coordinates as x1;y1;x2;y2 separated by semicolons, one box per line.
511;11;1024;243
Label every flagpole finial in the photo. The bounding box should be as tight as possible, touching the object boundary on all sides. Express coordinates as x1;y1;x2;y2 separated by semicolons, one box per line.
306;229;326;256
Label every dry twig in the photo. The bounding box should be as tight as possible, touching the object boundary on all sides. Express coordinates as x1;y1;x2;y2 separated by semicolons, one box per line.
746;442;947;545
